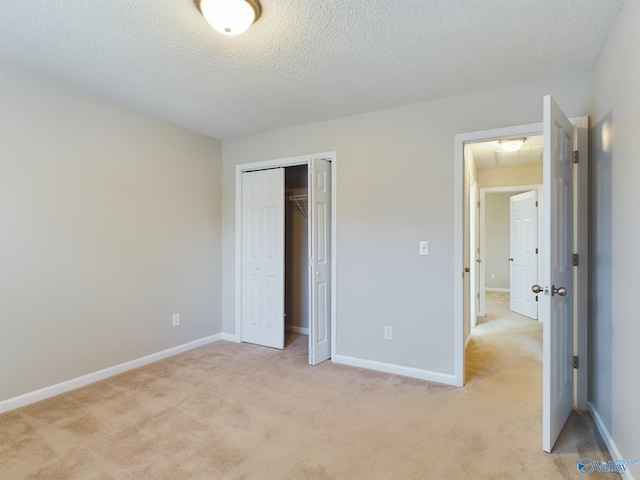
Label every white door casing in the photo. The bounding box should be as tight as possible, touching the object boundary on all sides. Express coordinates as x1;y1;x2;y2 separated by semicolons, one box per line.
469;179;478;326
241;168;285;349
308;158;332;365
474;187;481;319
541;95;575;452
510;190;538;319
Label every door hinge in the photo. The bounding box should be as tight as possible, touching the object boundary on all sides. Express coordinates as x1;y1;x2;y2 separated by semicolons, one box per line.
477;201;480;208
573;254;579;267
573;356;579;369
573;151;579;164
535;248;538;254
535;201;538;207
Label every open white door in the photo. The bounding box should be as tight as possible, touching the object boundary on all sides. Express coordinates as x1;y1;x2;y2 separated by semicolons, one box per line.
308;158;331;365
540;96;574;452
510;190;538;319
241;168;285;349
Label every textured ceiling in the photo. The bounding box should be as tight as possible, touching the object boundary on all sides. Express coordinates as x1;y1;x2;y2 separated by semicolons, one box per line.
0;0;626;140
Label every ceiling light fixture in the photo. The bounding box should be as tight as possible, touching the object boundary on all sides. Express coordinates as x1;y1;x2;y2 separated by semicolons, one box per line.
499;138;526;152
195;0;261;35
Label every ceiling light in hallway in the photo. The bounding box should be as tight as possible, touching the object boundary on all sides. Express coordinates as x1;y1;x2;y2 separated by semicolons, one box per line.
499;138;526;152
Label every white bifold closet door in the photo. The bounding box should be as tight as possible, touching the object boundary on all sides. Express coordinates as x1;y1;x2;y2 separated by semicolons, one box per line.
241;168;285;349
308;158;331;365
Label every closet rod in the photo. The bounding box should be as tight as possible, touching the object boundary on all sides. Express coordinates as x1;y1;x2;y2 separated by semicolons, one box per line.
287;194;308;219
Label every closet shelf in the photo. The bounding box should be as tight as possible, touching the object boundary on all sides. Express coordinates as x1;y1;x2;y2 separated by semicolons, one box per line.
287;194;308;219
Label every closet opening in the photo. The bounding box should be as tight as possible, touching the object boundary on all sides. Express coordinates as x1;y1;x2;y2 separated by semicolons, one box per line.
285;165;309;344
235;153;335;366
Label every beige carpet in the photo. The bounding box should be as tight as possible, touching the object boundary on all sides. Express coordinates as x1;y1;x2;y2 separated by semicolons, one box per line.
1;297;611;479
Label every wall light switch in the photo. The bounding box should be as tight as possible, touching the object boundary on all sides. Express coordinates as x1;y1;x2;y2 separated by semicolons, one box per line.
419;241;429;256
172;313;180;327
384;326;393;340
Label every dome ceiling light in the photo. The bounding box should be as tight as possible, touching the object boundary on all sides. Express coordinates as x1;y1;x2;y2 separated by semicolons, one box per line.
195;0;262;36
499;138;526;152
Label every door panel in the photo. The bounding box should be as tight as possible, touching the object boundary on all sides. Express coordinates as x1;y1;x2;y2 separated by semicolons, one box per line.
241;168;285;349
510;190;538;319
308;158;331;365
542;95;574;452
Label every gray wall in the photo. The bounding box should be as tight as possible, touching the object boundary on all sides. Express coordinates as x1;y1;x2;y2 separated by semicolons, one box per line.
0;63;223;400
484;192;514;290
590;0;640;469
221;74;591;376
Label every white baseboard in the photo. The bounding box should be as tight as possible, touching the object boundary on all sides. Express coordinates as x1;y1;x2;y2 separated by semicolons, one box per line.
332;354;457;386
286;325;309;335
464;334;472;352
219;332;240;343
0;334;222;414
485;287;510;293
589;402;637;480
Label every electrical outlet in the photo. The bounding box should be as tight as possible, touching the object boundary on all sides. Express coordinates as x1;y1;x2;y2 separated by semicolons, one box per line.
384;325;393;341
172;313;180;327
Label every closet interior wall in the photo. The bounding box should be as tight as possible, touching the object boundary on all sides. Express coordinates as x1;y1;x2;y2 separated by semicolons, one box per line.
285;165;309;335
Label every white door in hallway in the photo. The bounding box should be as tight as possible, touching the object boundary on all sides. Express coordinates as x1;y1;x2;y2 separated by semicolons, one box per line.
241;168;285;349
308;158;331;365
509;190;538;319
541;96;574;453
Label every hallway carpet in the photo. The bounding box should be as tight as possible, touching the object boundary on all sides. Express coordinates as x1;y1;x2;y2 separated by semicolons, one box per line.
1;306;610;478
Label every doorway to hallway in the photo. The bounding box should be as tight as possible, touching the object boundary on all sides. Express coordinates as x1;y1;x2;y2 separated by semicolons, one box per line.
454;104;590;452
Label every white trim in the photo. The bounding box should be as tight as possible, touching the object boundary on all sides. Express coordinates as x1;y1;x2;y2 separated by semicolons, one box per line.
588;402;637;480
464;335;472;352
234;152;337;360
286;325;310;335
454;122;543;387
0;334;222;414
330;155;338;360
485;287;510;293
333;355;457;386
573;116;589;411
220;332;240;343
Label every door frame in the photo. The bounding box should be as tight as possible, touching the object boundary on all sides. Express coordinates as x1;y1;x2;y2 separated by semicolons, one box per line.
478;185;542;319
469;177;478;327
453;119;588;411
234;152;338;359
